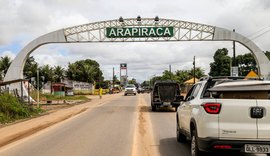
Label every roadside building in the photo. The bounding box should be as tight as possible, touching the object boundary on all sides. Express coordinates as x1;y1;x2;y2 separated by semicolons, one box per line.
42;79;93;95
184;77;199;93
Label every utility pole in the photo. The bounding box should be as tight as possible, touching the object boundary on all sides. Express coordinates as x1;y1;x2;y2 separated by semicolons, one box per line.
112;67;115;88
37;68;39;108
233;29;236;66
169;64;172;79
193;56;196;84
231;29;238;77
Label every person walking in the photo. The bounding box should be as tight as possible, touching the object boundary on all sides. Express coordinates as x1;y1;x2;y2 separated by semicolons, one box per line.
99;87;103;99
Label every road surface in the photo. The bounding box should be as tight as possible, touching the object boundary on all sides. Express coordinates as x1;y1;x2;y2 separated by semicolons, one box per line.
0;94;264;156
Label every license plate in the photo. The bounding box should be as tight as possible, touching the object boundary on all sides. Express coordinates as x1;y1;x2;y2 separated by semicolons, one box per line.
163;102;170;106
245;144;270;153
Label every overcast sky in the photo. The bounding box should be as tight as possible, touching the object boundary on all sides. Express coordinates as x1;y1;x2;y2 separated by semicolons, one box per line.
0;0;270;82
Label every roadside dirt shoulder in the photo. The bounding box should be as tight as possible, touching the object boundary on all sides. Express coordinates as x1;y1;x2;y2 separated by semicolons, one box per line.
132;94;158;156
0;94;122;148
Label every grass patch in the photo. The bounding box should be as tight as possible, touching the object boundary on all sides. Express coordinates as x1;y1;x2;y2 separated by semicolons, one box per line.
42;94;89;101
0;93;42;124
30;91;89;101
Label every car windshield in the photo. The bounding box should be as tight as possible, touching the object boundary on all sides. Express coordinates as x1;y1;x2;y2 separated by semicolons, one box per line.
126;85;135;88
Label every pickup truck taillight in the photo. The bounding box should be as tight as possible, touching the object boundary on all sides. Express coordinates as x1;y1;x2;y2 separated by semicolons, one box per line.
202;103;221;114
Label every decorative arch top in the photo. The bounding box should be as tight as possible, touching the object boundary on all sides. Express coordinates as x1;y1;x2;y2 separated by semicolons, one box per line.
4;18;270;83
63;18;215;42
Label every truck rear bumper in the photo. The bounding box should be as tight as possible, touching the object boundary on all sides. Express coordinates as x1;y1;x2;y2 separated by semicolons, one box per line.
152;102;180;107
198;137;270;153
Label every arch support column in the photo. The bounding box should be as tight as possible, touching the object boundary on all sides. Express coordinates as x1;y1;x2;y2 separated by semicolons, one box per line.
214;27;270;78
4;29;67;82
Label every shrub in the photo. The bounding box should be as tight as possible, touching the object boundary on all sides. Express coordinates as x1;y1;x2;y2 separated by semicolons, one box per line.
0;93;42;124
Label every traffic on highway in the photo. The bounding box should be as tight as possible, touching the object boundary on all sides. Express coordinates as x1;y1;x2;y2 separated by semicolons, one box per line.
1;78;269;156
1;1;270;156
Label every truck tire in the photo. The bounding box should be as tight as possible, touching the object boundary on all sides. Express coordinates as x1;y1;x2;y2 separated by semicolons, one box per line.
176;122;186;142
174;106;179;112
191;129;204;156
152;105;156;111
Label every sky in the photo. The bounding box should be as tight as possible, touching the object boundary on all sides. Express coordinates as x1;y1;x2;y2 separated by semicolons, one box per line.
0;0;270;83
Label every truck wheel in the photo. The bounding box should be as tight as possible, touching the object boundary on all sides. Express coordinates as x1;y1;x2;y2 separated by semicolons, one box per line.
191;130;204;156
176;122;186;142
152;105;156;111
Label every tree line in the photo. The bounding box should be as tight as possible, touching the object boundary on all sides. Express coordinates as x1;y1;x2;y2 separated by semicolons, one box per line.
0;56;103;88
142;49;270;87
0;49;269;88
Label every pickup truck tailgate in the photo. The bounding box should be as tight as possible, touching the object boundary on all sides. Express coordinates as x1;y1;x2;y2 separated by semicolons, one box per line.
217;99;257;139
257;100;270;139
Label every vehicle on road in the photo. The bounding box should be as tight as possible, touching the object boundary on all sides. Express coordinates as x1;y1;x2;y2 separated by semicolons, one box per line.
143;86;151;93
137;86;145;94
151;80;183;111
176;77;270;156
124;84;136;96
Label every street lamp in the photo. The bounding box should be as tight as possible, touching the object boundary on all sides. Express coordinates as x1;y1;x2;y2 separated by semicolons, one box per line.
136;15;141;21
119;16;124;22
154;16;159;22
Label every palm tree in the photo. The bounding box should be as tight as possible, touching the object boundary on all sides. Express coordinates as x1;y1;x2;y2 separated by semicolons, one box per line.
82;64;96;83
66;63;77;80
40;65;54;83
53;65;65;82
23;56;38;79
0;56;12;79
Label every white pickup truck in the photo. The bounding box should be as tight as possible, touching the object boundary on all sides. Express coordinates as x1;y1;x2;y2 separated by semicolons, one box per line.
176;77;270;156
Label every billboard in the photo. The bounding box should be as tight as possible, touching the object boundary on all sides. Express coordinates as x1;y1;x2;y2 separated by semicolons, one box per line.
120;63;127;69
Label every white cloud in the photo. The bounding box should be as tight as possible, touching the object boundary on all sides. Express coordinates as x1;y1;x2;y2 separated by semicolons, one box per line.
0;51;16;60
1;0;270;82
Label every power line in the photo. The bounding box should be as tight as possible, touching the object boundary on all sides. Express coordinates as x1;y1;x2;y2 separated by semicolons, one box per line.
230;26;270;51
246;26;270;38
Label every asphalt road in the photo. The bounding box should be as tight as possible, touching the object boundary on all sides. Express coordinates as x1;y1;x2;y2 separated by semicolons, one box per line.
0;94;265;156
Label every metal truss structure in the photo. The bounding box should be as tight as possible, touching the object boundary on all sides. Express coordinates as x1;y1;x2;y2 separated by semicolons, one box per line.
64;18;215;42
4;17;270;97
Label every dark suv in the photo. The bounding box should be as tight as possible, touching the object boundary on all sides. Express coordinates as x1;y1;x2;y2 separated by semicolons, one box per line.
151;80;183;111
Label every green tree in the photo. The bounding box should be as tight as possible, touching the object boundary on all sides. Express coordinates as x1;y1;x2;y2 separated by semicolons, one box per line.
66;59;103;83
175;70;190;85
0;56;12;80
175;67;205;85
128;78;137;85
161;70;176;80
40;65;54;83
209;48;230;76
141;80;150;87
149;76;162;87
236;53;257;76
23;56;38;79
53;65;65;82
113;75;119;83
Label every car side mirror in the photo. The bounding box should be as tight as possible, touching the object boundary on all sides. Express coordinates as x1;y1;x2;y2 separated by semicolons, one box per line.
186;95;195;101
179;95;184;101
176;95;184;101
